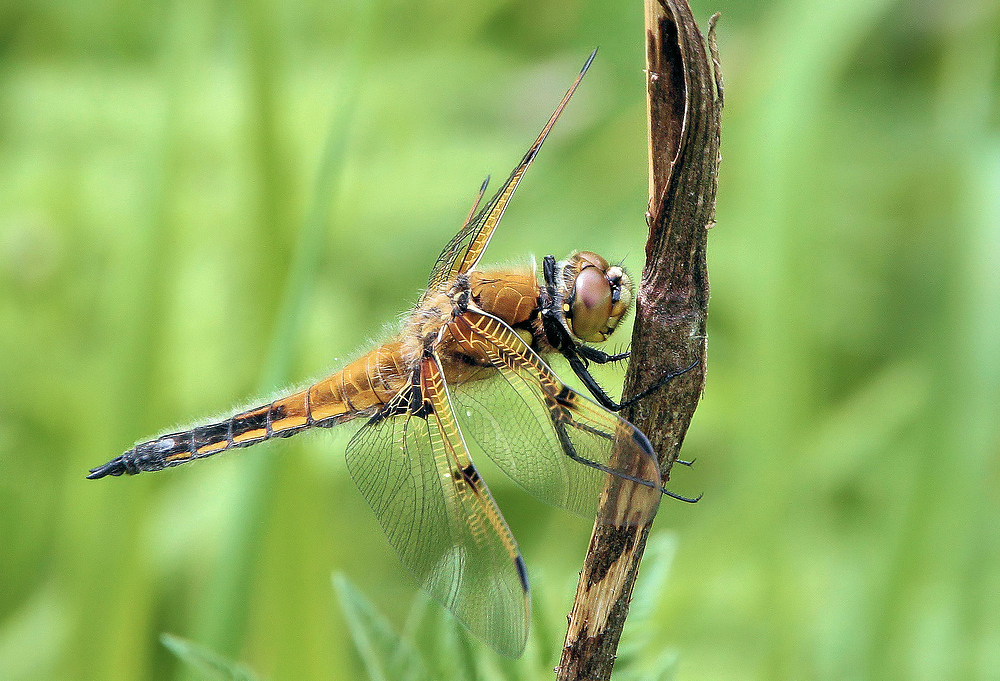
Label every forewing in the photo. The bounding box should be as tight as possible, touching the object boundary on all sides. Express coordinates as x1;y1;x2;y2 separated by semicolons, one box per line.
425;50;596;294
345;354;529;658
448;310;662;526
450;366;600;519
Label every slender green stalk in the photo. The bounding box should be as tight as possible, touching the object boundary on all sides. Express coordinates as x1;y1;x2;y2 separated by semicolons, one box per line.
174;6;373;676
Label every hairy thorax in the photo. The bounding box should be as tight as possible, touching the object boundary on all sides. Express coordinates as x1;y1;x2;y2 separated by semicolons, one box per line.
400;265;547;385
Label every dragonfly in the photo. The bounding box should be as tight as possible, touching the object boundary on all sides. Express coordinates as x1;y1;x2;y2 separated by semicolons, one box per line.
88;50;695;658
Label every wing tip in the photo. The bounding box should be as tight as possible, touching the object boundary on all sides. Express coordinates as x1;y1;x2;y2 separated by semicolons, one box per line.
630;427;657;461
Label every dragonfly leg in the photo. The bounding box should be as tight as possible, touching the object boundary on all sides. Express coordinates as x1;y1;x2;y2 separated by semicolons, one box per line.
577;345;630;364
662;489;702;503
551;417;701;503
555;424;701;503
568;356;700;412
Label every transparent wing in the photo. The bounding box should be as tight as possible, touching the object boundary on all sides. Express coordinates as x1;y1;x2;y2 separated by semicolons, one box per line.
452;369;599;518
345;354;529;658
448;309;662;527
425;50;596;295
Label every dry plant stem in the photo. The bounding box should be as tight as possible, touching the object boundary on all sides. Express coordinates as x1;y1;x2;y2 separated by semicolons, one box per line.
556;1;721;679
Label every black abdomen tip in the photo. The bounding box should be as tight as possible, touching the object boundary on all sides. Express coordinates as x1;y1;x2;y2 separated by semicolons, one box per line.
86;456;129;479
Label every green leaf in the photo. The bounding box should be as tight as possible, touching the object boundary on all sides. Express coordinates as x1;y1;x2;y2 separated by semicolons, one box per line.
160;634;260;681
617;532;678;662
332;573;428;681
618;649;679;681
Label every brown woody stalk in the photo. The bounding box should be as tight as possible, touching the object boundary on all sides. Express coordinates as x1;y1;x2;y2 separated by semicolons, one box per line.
556;1;721;679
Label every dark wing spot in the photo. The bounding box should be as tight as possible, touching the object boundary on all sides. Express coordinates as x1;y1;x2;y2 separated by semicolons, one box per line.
412;399;433;420
631;429;657;461
515;555;530;593
459;463;482;491
407;374;424;412
555;385;575;407
368;398;410;425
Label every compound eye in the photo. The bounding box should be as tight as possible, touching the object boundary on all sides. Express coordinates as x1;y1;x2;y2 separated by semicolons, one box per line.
569;266;613;342
576;251;610;271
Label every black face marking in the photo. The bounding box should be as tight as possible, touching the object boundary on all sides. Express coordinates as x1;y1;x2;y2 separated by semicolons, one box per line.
232;410;268;434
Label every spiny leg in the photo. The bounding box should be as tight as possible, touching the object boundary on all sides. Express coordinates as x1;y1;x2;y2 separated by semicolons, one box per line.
568;357;700;412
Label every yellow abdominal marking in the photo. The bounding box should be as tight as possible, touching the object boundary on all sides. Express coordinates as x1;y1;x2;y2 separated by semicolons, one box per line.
196;441;229;455
232;429;266;444
271;415;308;431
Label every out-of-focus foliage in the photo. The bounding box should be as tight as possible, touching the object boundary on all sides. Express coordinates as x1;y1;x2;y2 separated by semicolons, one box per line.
161;635;260;681
1;0;998;679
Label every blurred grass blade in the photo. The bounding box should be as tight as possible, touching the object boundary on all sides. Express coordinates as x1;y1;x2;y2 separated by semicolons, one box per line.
161;634;260;681
426;606;474;681
0;587;68;681
618;649;679;681
178;3;375;674
617;532;678;661
332;573;428;681
396;587;431;673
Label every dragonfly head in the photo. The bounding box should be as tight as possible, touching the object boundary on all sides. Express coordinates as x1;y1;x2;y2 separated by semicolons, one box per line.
558;251;633;343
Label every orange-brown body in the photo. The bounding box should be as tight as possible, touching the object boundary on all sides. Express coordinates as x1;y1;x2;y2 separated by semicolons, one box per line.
86;52;672;660
128;267;544;469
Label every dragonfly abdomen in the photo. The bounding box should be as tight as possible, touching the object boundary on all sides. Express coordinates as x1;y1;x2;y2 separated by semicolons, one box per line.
86;392;317;478
88;340;411;479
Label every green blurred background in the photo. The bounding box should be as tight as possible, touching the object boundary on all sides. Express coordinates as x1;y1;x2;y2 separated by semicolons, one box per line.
2;0;999;679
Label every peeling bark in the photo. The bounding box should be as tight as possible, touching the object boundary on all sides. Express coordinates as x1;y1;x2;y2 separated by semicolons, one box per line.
556;2;721;678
